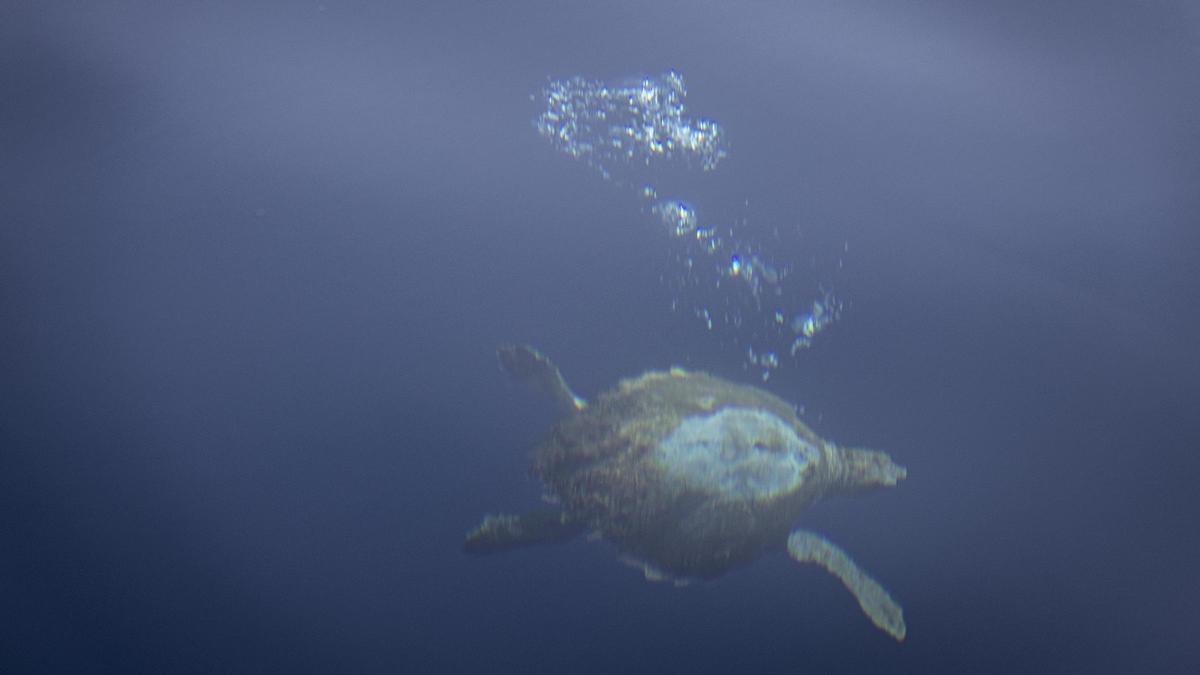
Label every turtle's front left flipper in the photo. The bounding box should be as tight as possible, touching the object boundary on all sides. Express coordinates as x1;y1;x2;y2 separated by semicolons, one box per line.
787;529;906;641
464;509;585;556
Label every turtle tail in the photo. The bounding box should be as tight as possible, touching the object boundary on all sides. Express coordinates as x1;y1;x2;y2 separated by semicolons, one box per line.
464;509;585;556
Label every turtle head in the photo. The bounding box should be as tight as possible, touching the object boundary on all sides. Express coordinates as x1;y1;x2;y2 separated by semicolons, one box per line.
826;445;907;496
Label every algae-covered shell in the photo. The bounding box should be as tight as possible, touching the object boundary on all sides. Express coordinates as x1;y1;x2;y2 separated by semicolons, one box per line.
467;345;907;641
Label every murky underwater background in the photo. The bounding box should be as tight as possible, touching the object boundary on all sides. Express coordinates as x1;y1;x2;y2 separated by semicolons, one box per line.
3;1;1199;672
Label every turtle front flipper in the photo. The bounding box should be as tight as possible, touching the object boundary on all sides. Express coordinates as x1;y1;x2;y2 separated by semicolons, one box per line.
464;509;585;556
787;529;906;641
497;344;586;414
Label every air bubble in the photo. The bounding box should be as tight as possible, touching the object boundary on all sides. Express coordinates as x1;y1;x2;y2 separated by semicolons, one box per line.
653;200;699;237
535;71;845;374
535;72;727;181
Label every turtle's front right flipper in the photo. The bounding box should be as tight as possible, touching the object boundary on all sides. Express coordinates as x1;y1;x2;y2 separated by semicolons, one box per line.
787;529;906;641
464;509;585;556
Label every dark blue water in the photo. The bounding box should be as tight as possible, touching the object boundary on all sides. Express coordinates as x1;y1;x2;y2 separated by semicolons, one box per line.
4;2;1199;672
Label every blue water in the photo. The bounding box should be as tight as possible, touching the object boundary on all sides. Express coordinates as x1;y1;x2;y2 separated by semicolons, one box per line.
4;2;1199;672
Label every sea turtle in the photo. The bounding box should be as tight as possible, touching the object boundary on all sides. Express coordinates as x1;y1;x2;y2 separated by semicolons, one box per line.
465;345;908;640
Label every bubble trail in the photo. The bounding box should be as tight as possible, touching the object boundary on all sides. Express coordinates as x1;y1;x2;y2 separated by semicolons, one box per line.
535;71;844;377
535;71;728;180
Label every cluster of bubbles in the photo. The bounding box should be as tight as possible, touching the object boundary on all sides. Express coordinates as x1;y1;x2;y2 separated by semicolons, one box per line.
536;72;727;180
535;71;842;380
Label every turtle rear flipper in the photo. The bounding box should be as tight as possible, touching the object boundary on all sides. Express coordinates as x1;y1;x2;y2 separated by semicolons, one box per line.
497;344;586;413
464;509;585;556
787;529;906;641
